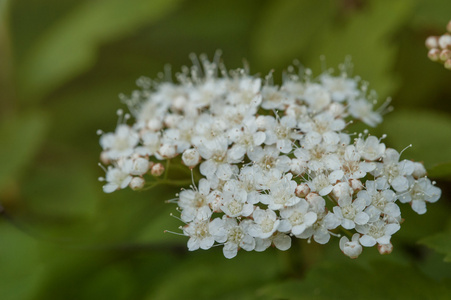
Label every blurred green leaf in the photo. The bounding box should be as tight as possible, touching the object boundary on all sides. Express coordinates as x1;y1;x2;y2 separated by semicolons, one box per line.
146;250;282;300
257;261;451;299
0;224;46;300
0;111;48;193
428;161;451;179
378;110;451;168
18;0;181;101
252;0;336;69
309;0;414;98
420;221;451;263
411;0;451;28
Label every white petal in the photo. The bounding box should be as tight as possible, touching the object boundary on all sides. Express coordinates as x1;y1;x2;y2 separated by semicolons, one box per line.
411;200;427;215
354;212;369;225
359;235;376;247
273;234;292;251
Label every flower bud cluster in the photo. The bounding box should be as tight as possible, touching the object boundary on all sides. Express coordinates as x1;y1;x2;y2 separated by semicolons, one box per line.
426;20;451;69
98;54;441;259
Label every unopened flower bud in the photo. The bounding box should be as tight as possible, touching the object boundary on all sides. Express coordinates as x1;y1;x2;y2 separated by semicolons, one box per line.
445;59;451;70
130;157;150;175
333;182;352;199
130;177;145;190
350;179;363;192
164;114;181;128
182;148;201;168
448;20;451;33
378;242;393;255
412;162;427;178
425;36;439;49
428;48;440;61
173;96;187;111
295;183;310;198
440;49;451;61
438;34;451;49
290;159;306;175
159;144;177;158
151;163;165;176
147;119;163;131
100;151;111;165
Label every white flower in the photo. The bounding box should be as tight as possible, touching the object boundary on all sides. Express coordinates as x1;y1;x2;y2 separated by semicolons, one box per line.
398;177;441;214
248;208;280;239
357;219;400;247
355;136;386;161
339;233;363;259
102;166;132;193
333;195;369;229
209;217;255;258
307;170;344;196
100;125;139;160
372;148;414;192
348;98;382;127
267;174;300;210
278;200;317;235
341;145;375;179
182;148;201;168
357;180;400;219
183;219;215;251
320;74;359;102
178;179;212;222
254;232;292;252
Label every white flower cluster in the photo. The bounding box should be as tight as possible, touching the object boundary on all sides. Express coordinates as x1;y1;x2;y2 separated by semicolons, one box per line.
426;20;451;70
98;54;441;259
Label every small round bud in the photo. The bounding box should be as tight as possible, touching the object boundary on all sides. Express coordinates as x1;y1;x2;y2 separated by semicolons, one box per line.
412;162;427;178
428;48;440;61
100;151;111;165
182;148;201;168
440;49;451;61
425;36;439;49
159;144;177;158
172;96;187;111
377;242;393;255
333;182;352;199
129;157;150;176
130;177;145;190
438;34;451;49
151;163;165;176
350;179;364;192
147;119;163;131
445;59;451;70
164;114;181;128
295;183;310;198
290;159;307;175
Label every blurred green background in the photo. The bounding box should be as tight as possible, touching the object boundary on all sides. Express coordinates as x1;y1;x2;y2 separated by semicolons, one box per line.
1;0;451;299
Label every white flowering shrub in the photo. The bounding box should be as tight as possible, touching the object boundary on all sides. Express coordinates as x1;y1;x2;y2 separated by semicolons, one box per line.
98;54;441;259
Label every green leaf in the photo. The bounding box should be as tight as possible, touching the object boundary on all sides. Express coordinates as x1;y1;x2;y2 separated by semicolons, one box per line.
308;0;414;98
428;161;451;179
377;110;451;168
17;0;181;101
0;224;47;300
411;0;451;28
146;250;282;300
420;221;451;262
252;0;336;69
0;111;48;193
258;261;451;299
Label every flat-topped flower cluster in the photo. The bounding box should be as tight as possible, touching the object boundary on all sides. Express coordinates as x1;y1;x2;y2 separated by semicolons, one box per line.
98;54;441;259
